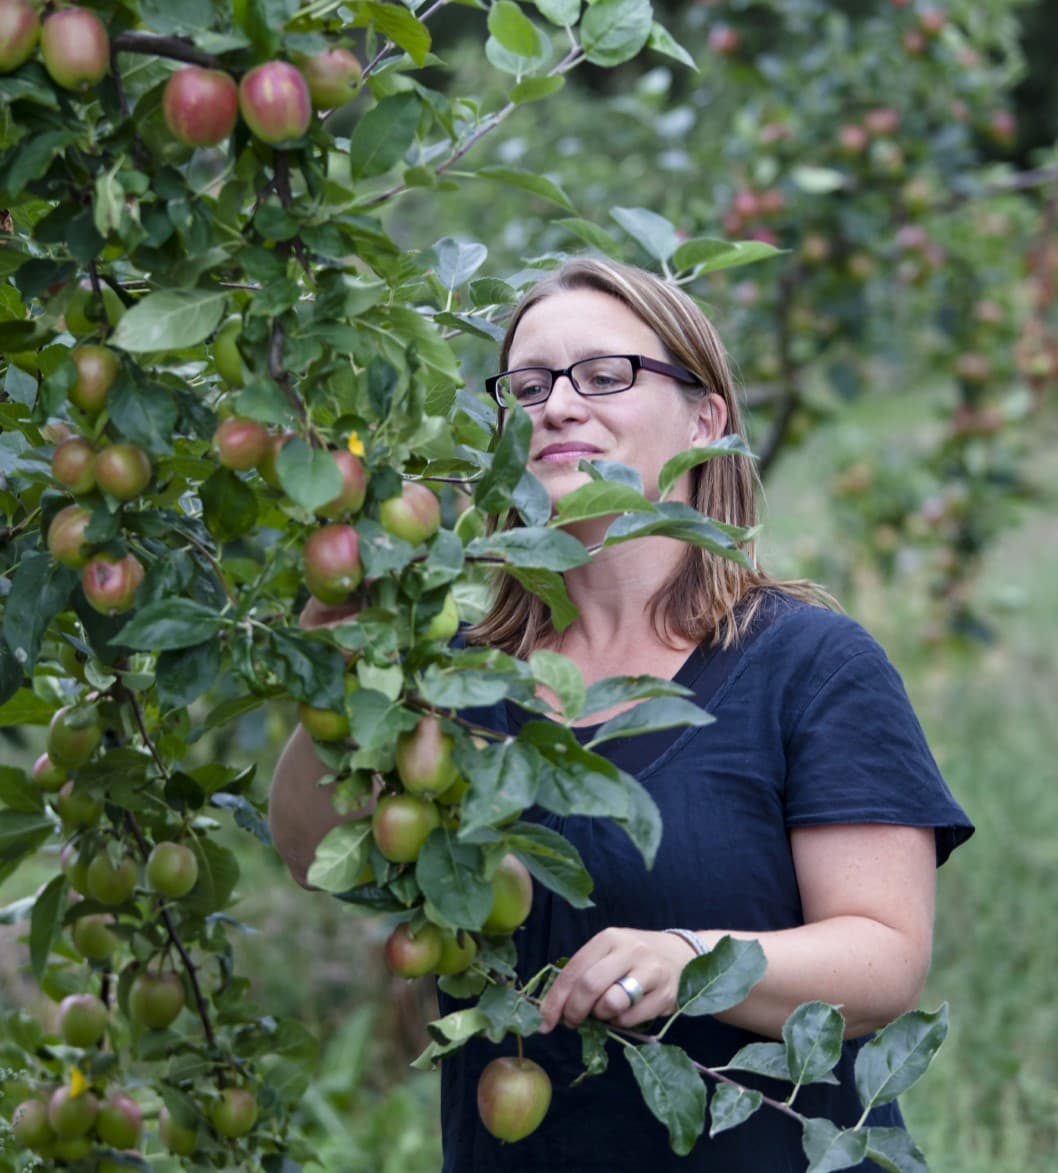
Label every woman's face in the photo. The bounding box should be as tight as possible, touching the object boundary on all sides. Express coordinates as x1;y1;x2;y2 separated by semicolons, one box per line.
505;288;726;508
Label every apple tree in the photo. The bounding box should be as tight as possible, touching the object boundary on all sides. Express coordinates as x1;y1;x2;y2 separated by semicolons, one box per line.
1;2;948;1170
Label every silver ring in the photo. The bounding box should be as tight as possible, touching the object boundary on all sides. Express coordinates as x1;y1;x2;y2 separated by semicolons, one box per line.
614;974;644;1007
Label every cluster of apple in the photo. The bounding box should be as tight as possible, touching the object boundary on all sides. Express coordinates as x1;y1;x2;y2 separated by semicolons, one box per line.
45;344;152;616
0;0;362;145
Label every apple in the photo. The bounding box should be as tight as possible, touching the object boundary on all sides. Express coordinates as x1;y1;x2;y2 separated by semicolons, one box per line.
422;590;459;643
81;551;144;615
212;415;270;470
483;854;533;934
304;523;363;605
61;841;91;893
55;781;104;829
57;992;108;1046
159;1105;198;1155
209;1087;258;1138
256;430;293;487
707;24;740;56
434;929;478;976
0;0;38;74
919;6;946;35
731;189;759;220
297;701;350;742
63;279;124;336
51;436;96;495
48;1086;99;1139
395;715;459;798
296;47;362;109
238;60;312;145
212;316;249;386
41;8;109;90
47;504;94;568
864;106;900;137
801;233;831;265
954;352;992;384
371;793;440;863
384;921;443;978
162;66;239;147
94;442;152;499
146;841;199;898
378;481;441;545
902;28;927;55
11;1098;55;1152
71;913;118;961
837;124;868;155
477;1056;552;1142
85;852;138;905
128;970;185;1029
47;705;102;768
316;449;368;518
32;752;67;793
54;1135;93;1160
96;1092;142;1148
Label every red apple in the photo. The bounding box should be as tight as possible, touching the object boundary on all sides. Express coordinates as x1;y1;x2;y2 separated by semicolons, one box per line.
32;752;67;793
41;8;109;91
51;436;96;495
297;47;362;109
48;1085;98;1139
146;841;199;898
837;124;868;155
304;523;363;605
919;6;946;35
384;921;443;977
47;504;93;568
707;24;740;56
47;705;102;768
69;345;118;415
212;415;270;470
0;0;40;74
477;1056;552;1142
371;793;440;863
395;715;459;798
209;1088;258;1138
238;60;312;145
81;551;144;615
378;481;441;545
483;854;533;934
162;66;239;147
57;992;108;1047
94;443;152;500
864;107;900;137
316;449;368;517
128;970;185;1029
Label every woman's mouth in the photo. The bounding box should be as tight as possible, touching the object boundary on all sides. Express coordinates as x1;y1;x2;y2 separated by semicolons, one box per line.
536;443;601;464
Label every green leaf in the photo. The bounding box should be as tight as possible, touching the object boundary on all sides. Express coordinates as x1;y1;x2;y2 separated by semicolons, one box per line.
211;792;272;845
0;689;55;727
708;1082;762;1137
184;838;240;917
473;404;532;512
349;93;421;180
0;810;53;863
456;739;541;837
647;21;696;69
30;874;65;982
555;217;622;255
529;649;585;720
582;675;691;718
587;696;713;747
467;528;590;571
2;554;76;674
574;1017;610;1083
306;822;373;893
275;439;344;514
0;765;43;813
624;1042;706;1156
267;629;346;710
0;129;78;200
488;0;545;56
802;1118;869;1173
477;981;544;1041
506;821;594;908
115;599;226;651
656;436;754;500
610;205;680;262
413;1008;489;1070
726;1040;794;1082
534;0;580;25
552;478;653;524
864;1127;929;1173
419;665;513;709
510;75;565;104
360;1;432;65
676;937;768;1017
478;166;575;212
784;1002;845;1089
603;502;752;563
200;467;258;542
109;288;228;353
507;567;580;631
580;0;653;66
416;829;493;928
434;237;488;290
673;237;785;275
107;372;179;452
854;1005;949;1110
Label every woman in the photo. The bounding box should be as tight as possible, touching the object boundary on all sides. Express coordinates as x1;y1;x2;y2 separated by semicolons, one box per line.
270;257;973;1170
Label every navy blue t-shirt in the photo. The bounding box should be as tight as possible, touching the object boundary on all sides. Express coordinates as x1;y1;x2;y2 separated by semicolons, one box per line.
439;596;974;1171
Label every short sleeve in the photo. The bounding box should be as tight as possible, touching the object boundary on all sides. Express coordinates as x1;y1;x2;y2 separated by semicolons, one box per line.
783;637;974;867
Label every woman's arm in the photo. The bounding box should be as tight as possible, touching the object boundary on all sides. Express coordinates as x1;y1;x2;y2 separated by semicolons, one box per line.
538;823;937;1041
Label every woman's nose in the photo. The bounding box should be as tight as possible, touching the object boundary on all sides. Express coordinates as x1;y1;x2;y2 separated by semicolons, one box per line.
540;372;588;421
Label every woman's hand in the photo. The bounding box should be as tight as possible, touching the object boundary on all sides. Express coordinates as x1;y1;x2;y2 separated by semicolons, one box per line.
538;927;698;1032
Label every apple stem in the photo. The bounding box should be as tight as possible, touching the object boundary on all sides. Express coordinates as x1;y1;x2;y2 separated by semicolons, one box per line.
516;1035;524;1061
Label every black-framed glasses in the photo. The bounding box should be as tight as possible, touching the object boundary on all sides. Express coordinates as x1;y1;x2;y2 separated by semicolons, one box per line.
485;353;701;408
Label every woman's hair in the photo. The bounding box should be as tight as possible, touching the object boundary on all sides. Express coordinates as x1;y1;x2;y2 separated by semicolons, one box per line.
466;256;835;655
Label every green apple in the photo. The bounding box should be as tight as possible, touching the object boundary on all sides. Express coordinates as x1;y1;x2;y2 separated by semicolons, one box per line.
422;590;459;643
159;1104;199;1155
47;705;102;768
69;345;118;415
85;852;138;905
213;317;249;386
395;715;459;798
371;793;440;863
146;841;199;898
297;701;351;742
378;481;441;545
209;1087;258;1138
11;1098;55;1153
128;970;185;1030
71;913;118;961
54;781;104;830
477;1056;552;1142
48;1086;98;1139
483;854;533;934
96;1091;142;1149
434;929;478;976
57;992;108;1047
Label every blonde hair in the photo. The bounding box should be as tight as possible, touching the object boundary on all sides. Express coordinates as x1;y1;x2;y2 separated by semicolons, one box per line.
467;257;835;655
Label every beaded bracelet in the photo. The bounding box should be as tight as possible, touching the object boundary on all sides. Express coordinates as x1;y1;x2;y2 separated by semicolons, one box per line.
664;927;709;957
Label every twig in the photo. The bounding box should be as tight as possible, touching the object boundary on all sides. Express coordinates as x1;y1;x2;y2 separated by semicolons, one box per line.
112;32;221;70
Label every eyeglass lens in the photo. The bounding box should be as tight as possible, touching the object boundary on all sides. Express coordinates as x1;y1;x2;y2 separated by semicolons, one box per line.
497;356;636;405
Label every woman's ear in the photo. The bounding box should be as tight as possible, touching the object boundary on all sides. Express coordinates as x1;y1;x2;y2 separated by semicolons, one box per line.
691;393;728;446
